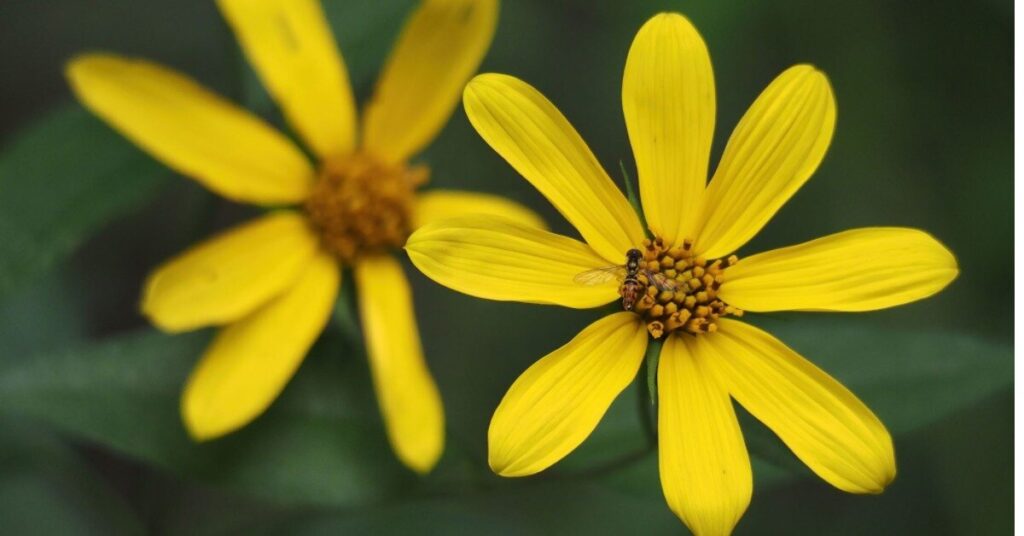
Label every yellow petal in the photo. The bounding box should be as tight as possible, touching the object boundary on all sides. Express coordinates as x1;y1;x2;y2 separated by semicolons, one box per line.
362;0;498;162
355;255;444;474
218;0;357;159
414;189;545;230
622;13;714;246
406;216;619;308
66;53;314;204
489;312;646;476
696;65;836;258
463;74;645;263
719;228;958;312
142;212;320;332
182;250;339;440
705;319;896;493
658;334;751;536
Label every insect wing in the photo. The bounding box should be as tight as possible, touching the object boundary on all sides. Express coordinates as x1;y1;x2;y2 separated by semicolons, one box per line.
573;265;626;286
646;270;679;292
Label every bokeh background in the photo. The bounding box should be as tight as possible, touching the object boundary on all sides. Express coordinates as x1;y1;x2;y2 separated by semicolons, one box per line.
0;0;1012;534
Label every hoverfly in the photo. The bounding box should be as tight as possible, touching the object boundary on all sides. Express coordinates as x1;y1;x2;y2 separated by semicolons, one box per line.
574;248;678;310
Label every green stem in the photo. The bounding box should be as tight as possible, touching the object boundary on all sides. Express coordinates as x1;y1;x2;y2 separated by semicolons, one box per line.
331;270;363;345
645;339;660;407
637;337;662;447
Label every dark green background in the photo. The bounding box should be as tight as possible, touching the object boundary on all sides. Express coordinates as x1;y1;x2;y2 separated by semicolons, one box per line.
0;0;1012;534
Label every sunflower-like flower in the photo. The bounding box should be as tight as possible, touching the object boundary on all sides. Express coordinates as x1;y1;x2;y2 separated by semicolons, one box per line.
406;12;958;533
65;0;538;474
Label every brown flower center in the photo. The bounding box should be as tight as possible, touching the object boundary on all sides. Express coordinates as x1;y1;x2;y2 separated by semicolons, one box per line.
304;153;427;263
627;237;743;338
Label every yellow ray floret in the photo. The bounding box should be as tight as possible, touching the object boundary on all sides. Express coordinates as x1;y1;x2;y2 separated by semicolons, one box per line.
696;65;836;259
623;12;715;246
488;312;647;476
463;74;645;263
218;0;358;159
356;255;445;474
183;251;340;440
142;212;321;332
658;335;751;536
67;54;315;204
414;189;546;230
406;216;619;309
719;227;959;312
703;319;897;493
363;0;499;162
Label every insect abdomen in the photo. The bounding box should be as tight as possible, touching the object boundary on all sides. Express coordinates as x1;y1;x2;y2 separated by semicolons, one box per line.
620;278;643;310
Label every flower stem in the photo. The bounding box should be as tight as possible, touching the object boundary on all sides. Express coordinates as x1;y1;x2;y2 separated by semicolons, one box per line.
637;337;662;448
331;271;363;345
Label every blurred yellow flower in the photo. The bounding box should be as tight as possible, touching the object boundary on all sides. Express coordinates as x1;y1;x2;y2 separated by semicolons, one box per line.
66;0;540;474
406;12;958;533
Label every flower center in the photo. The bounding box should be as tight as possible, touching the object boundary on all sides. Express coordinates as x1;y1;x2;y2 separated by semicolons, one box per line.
304;153;427;263
626;237;743;338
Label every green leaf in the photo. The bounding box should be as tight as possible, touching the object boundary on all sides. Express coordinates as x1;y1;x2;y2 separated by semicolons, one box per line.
0;269;87;357
195;478;679;535
0;415;144;535
0;103;168;300
0;329;412;507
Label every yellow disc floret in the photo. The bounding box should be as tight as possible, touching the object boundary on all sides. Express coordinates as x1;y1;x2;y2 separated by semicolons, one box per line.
631;237;742;338
304;153;427;263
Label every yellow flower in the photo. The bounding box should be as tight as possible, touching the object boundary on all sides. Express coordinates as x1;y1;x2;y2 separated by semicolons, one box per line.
65;0;539;475
406;12;958;533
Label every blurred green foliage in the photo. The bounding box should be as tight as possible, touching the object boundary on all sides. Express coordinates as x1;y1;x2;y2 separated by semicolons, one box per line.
0;0;1011;534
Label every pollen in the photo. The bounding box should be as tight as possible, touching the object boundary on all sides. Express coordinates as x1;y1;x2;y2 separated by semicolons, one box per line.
630;237;742;338
304;153;427;263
